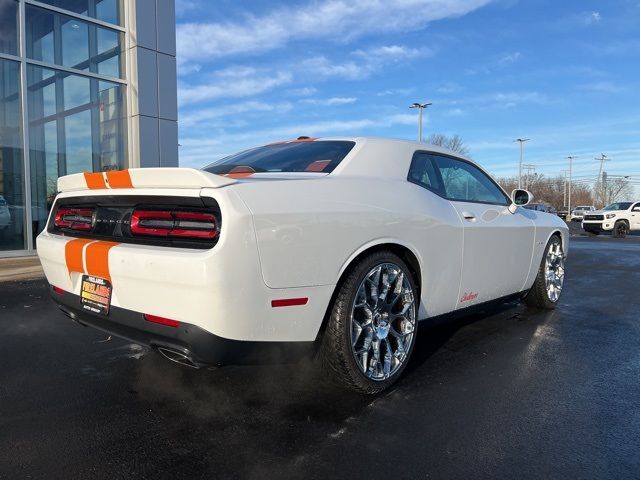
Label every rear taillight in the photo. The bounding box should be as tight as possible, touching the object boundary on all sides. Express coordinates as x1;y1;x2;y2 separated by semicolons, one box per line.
54;207;95;231
131;210;219;239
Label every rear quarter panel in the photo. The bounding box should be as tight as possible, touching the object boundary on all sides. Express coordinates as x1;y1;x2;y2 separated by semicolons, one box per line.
234;176;465;318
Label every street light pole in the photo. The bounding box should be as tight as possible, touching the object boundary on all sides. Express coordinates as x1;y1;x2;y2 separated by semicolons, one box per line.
410;102;432;142
565;156;576;215
514;138;530;189
595;154;609;207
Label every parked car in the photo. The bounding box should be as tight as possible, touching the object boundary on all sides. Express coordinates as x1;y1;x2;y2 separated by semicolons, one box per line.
524;203;557;215
0;195;11;230
582;201;640;238
37;137;569;393
570;205;596;221
557;209;569;220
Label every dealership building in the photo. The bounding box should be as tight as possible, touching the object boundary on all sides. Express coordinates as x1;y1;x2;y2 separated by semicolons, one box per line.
0;0;178;257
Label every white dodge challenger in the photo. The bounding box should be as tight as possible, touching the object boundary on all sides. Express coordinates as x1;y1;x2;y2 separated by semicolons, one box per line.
37;137;568;393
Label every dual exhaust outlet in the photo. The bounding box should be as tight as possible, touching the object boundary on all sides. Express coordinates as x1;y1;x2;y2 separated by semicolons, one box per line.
156;347;200;369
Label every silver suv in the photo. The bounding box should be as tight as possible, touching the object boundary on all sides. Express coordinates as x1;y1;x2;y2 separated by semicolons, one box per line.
570;205;595;222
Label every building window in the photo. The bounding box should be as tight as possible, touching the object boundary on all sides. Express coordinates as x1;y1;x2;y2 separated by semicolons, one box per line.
27;65;126;240
26;4;124;79
33;0;122;26
0;0;18;56
0;59;26;252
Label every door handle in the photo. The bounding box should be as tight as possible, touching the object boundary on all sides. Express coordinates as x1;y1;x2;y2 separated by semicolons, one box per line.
461;211;476;221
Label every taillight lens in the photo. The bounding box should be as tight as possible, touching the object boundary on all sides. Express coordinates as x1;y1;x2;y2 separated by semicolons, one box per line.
131;210;219;239
54;207;95;231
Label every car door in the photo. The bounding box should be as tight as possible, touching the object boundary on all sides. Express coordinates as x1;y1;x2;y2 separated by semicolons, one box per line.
631;203;640;229
429;154;536;307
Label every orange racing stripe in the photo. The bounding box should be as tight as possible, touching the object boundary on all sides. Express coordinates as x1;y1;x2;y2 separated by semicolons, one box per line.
65;238;94;277
84;172;106;189
105;170;133;188
84;241;119;283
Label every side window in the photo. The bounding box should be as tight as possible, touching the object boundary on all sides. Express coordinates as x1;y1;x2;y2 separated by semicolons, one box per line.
407;152;442;193
633;203;640;212
432;155;509;205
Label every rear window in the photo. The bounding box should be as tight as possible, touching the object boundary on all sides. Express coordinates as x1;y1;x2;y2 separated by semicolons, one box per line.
202;141;355;175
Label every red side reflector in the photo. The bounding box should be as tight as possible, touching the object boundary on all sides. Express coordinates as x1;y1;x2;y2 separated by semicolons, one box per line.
52;286;65;295
143;314;181;328
271;297;309;308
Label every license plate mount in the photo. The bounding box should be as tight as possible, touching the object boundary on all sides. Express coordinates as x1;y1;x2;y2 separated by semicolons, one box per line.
80;275;112;316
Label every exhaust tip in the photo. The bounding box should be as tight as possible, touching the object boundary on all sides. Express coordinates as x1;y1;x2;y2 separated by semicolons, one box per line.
157;347;200;369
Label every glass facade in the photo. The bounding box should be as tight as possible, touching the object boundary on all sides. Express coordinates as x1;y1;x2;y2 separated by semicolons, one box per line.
0;0;126;255
0;58;25;251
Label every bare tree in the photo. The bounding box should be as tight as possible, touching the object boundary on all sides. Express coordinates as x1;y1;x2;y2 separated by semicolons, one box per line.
427;133;470;156
496;174;594;209
597;177;634;207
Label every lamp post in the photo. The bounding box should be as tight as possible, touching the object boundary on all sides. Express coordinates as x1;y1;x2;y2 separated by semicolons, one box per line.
410;102;432;142
565;156;576;215
514;138;530;189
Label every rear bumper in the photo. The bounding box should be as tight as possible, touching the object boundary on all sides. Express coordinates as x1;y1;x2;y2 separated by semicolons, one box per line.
51;286;314;366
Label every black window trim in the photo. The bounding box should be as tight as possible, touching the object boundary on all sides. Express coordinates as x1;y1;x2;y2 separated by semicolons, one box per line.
407;150;512;207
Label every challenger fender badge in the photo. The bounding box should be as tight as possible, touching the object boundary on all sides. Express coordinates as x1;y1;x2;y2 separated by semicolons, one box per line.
460;292;479;303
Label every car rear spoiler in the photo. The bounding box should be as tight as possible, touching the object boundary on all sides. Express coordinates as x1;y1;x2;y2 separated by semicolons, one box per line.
57;168;237;193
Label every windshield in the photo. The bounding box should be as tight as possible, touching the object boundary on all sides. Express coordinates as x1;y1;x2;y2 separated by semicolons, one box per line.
202;141;355;175
603;202;632;211
575;206;590;210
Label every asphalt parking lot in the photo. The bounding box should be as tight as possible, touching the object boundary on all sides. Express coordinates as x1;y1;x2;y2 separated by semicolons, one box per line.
1;234;640;479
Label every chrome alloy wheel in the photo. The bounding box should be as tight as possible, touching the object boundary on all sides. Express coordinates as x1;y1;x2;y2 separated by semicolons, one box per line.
544;241;565;302
350;263;416;381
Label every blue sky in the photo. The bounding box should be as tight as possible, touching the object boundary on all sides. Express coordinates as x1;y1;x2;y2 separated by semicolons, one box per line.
174;0;640;187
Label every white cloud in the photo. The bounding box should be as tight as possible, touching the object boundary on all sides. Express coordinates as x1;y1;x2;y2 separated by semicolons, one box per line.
377;87;415;97
176;0;492;64
300;56;370;80
300;97;358;106
444;108;465;116
585;11;601;24
178;68;292;105
180;101;294;126
287;87;317;97
577;81;623;94
353;44;433;60
499;51;521;64
301;44;430;81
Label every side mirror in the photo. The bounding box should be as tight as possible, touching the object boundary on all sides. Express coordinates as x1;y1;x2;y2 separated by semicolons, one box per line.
509;189;533;213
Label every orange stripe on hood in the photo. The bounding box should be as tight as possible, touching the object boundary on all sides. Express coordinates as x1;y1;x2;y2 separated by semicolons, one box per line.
85;241;119;283
65;238;94;277
84;172;106;189
105;170;133;188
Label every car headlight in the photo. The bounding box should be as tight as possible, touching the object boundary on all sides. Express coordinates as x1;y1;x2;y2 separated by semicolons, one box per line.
606;213;616;219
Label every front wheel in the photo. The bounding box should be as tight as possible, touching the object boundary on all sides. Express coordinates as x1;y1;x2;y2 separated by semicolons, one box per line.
612;221;629;238
525;235;565;309
320;251;418;394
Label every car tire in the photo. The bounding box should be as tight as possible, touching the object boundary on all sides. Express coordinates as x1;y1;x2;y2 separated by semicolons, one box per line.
320;250;418;394
524;235;565;310
612;221;629;238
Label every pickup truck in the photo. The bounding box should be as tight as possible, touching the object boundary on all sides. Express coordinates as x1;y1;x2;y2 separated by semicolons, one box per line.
582;201;640;238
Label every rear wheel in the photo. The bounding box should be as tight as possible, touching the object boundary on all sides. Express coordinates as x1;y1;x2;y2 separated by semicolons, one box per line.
613;221;629;238
525;235;565;309
320;251;418;394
